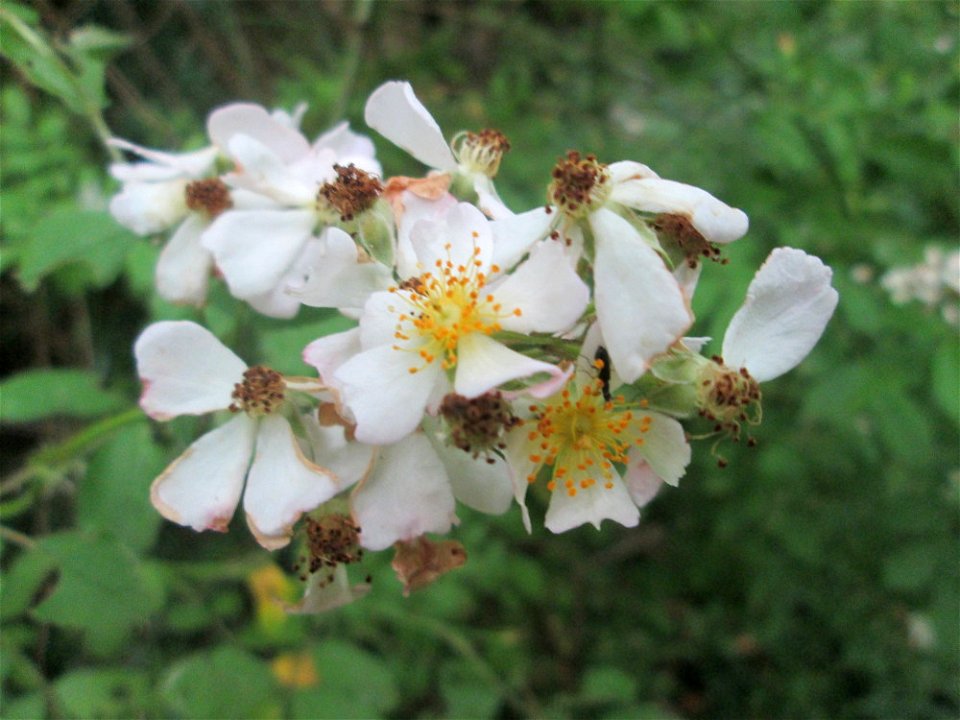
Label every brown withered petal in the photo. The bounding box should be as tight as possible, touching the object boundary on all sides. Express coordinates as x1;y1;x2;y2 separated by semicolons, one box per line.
391;536;467;597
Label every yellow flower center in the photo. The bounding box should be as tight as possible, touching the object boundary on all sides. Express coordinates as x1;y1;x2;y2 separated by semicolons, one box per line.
523;370;652;497
388;239;521;373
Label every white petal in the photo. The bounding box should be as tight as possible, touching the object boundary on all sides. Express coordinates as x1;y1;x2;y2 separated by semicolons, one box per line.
244;237;326;319
225;134;317;205
202;208;315;299
155;214;212;306
150;414;256;532
494;240;589;333
608;160;659;183
591;208;692;383
411;202;492;272
357;290;409;349
108;138;218;178
622;460;664;508
135;321;246;419
352;435;457;551
722;247;838;382
610;177;748;244
284;564;370;614
544;476;639;534
631;411;690;487
293;228;392;309
243;415;339;550
303;328;362;387
503;428;534;532
312;121;380;174
490;206;554;270
301;418;375;492
109;179;189;235
364;81;457;171
472;176;513;220
396;190;458;279
207;102;310;163
334;345;442;445
454;333;560;398
428;432;513;515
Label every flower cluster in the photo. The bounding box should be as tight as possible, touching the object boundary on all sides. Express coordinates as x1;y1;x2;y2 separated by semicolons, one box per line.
118;81;838;607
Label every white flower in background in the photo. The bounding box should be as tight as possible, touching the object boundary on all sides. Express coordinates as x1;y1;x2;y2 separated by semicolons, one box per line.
199;103;382;317
108;139;222;305
881;245;960;326
696;247;839;443
305;202;589;445
505;340;690;534
136;321;339;550
364;80;514;219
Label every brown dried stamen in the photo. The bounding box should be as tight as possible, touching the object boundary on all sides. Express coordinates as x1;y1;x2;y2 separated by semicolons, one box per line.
548;150;610;219
228;365;285;416
697;355;761;444
453;128;511;177
653;213;726;268
185;178;232;218
317;164;383;222
292;515;364;586
439;391;520;462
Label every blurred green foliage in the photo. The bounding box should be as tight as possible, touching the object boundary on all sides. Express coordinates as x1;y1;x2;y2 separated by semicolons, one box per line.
1;1;957;718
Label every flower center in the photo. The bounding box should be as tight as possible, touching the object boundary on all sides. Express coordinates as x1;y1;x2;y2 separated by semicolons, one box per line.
652;213;726;268
522;374;652;497
696;356;762;442
548;151;611;220
317;164;383;222
185;178;232;218
292;514;364;585
388;240;520;373
452;128;511;178
439;391;520;461
229;365;285;416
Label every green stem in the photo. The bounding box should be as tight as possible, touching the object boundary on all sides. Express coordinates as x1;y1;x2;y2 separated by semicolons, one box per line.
29;407;145;469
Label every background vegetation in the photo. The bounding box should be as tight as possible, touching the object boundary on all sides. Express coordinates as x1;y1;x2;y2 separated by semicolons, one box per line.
2;1;958;718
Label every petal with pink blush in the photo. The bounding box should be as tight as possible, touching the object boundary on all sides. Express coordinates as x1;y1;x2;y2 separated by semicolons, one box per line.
150;414;256;532
352;434;457;551
364;81;458;172
722;247;838;383
631;412;689;487
622;459;665;508
243;415;339;550
135;321;246;419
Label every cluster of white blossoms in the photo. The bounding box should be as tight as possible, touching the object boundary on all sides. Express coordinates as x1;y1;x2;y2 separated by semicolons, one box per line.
116;81;838;607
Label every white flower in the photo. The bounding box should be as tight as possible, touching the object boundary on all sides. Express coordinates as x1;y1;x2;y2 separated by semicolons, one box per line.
136;321;339;550
199;103;382;316
364;81;513;219
505;341;690;534
306;202;589;445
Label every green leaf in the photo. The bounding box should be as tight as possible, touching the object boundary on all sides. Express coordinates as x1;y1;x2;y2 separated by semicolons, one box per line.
15;209;135;292
882;543;937;591
77;422;166;554
257;311;356;375
0;547;58;621
54;667;149;719
931;341;959;426
161;646;279;719
1;690;46;720
31;531;165;655
0;368;126;423
291;640;398;719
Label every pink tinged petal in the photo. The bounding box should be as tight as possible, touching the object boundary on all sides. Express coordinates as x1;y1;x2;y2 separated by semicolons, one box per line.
108;138;218;178
610;178;748;244
207;102;310;163
135;321;246;419
591;208;692;383
631;412;690;487
544;476;639;534
155;214;212;306
303;328;362;387
622;460;664;509
352;434;458;551
454;333;560;399
293;228;392;309
495;240;589;334
429;435;513;514
149;414;256;532
109;179;189;235
608;160;660;183
364;81;457;171
334;345;442;445
489;206;554;271
243;415;340;550
722;247;839;383
202;208;315;299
